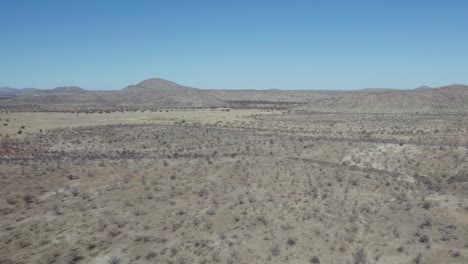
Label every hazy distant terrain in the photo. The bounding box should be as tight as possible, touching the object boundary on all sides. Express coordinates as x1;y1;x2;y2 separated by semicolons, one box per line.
1;79;467;264
2;78;468;113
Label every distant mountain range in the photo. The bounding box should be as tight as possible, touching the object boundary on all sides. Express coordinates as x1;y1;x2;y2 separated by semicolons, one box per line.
0;86;88;97
1;78;468;112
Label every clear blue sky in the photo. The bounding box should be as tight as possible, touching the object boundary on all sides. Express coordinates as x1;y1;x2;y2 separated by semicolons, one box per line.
1;0;467;90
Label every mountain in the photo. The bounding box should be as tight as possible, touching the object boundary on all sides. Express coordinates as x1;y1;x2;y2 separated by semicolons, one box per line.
111;78;228;107
50;86;88;94
0;87;21;97
414;85;432;91
1;79;467;112
18;86;88;95
303;84;468;113
124;78;187;91
1;78;228;108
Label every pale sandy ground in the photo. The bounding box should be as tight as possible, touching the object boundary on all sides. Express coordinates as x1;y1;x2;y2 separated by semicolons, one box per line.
0;109;274;136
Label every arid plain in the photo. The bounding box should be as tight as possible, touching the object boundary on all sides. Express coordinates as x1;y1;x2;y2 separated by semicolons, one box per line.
1;79;467;264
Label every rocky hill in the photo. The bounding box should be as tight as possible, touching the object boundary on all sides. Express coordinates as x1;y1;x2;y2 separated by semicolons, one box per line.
303;84;468;113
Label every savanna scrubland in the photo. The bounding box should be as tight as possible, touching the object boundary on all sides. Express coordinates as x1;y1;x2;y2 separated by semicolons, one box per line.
1;80;467;264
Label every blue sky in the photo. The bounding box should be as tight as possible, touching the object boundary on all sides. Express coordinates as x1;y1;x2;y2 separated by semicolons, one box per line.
1;0;467;90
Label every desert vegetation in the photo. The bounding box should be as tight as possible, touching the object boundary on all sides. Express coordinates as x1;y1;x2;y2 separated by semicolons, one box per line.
0;99;467;264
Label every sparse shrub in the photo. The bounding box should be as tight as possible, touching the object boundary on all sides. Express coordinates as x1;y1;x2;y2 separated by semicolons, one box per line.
270;244;280;257
257;215;268;225
286;238;296;246
135;235;152;243
146;251;157;260
67;174;79;180
397;245;405;253
206;208;216;216
6;196;17;205
17;238;32;248
23;194;35;205
354;247;367;264
310;255;320;263
170;247;178;257
419;217;432;228
421;201;431;209
109;228;121;237
419;235;429;243
339;245;347;252
87;243;96;251
67;248;84;264
71;188;79;197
